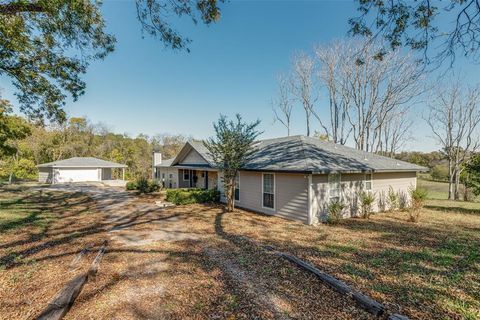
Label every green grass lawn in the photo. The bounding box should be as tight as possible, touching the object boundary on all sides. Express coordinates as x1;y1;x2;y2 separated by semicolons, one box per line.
417;178;451;200
0;186;55;234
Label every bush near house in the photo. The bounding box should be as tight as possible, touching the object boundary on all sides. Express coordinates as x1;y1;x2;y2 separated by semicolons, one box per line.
359;191;375;219
409;187;428;222
166;188;220;205
125;178;160;193
326;200;346;224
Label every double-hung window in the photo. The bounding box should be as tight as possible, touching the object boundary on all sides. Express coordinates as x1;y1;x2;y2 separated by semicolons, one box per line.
328;173;341;202
364;173;372;191
262;173;275;209
183;170;190;181
234;173;240;201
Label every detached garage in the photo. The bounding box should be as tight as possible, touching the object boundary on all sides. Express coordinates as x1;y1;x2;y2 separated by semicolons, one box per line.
37;157;127;184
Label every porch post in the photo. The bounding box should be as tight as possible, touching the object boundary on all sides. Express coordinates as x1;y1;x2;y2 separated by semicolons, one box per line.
205;171;209;189
122;168;125;180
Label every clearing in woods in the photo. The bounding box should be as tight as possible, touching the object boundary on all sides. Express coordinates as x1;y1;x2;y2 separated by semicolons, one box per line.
0;183;479;319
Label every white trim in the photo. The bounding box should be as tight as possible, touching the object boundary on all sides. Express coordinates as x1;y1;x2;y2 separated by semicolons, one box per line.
262;172;275;210
364;172;373;191
307;174;313;225
328;173;342;202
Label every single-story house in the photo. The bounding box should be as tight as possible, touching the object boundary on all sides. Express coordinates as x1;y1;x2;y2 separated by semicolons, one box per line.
153;135;427;224
37;157;127;184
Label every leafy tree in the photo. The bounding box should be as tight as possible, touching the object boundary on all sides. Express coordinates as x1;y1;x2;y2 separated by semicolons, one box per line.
430;164;449;181
349;0;480;65
204;114;261;212
463;154;480;196
0;99;31;156
0;99;31;182
0;0;115;122
0;0;223;122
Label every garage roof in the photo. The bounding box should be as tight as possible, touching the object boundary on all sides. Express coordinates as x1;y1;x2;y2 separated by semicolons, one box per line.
37;157;127;168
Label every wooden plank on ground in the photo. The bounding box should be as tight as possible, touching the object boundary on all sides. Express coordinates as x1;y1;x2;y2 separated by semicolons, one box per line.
35;241;108;320
279;252;385;316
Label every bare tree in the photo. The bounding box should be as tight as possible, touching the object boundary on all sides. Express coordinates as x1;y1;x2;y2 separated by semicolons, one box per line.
375;106;414;157
426;81;480;200
313;40;423;153
272;74;294;136
314;41;353;144
290;52;318;137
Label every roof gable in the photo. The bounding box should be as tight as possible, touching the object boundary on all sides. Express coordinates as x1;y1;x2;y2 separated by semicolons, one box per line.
171;141;212;167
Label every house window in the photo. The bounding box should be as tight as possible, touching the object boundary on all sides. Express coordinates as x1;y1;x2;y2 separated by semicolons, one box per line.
162;173;165;179
183;170;190;181
169;173;173;179
328;173;341;202
262;173;275;209
364;173;372;191
234;173;240;201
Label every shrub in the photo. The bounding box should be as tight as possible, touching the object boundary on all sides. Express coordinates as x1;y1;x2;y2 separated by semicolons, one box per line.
409;187;428;222
326;199;346;224
126;181;137;190
430;165;448;181
126;178;160;193
166;188;220;205
359;191;375;219
386;186;399;212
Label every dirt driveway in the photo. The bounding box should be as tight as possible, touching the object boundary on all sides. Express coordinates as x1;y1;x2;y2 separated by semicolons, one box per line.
1;184;374;319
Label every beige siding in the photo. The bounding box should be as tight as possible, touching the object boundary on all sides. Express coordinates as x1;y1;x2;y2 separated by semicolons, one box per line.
38;167;53;183
156;167;179;188
311;174;328;223
179;149;208;165
221;171;309;223
372;172;416;211
311;171;417;221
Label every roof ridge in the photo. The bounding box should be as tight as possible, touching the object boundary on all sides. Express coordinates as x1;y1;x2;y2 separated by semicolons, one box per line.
298;136;312;172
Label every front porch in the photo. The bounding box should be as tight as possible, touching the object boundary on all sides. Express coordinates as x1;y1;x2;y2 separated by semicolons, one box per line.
178;168;218;190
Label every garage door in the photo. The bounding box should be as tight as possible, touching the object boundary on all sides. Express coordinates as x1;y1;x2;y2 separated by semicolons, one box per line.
55;168;99;183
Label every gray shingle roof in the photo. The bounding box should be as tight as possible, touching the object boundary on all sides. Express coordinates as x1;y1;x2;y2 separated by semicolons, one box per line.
155;158;174;167
189;140;214;164
37;157;127;168
242;135;426;173
185;135;426;173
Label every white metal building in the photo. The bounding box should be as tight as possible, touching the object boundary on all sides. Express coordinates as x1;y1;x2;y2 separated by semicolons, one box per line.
37;157;127;184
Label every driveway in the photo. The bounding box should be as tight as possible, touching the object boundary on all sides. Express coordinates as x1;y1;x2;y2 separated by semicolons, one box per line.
38;183;202;246
15;183;374;319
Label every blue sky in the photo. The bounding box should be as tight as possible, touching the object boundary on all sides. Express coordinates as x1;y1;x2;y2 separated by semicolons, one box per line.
1;0;480;151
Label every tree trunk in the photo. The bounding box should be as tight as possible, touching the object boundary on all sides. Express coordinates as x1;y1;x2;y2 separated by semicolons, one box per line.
454;166;461;200
225;177;235;212
305;110;310;137
448;159;454;200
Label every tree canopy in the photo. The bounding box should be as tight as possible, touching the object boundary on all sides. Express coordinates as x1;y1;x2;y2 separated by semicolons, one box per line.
0;0;223;122
349;0;480;65
0;99;31;156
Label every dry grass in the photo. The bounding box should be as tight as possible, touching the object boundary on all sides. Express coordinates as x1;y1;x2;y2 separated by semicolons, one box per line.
1;184;478;320
0;185;372;320
221;200;480;320
0;184;106;319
